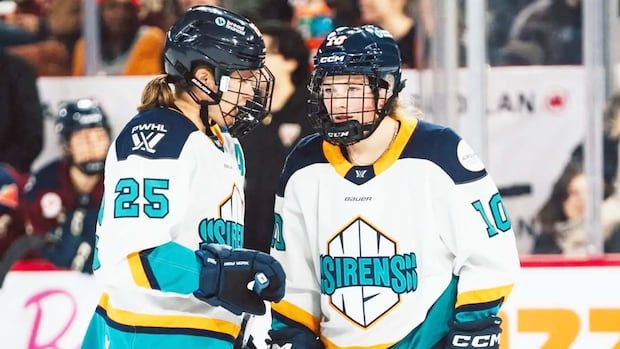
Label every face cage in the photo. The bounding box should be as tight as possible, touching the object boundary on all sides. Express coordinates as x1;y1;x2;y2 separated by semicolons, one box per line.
192;66;275;138
308;71;389;146
65;126;111;176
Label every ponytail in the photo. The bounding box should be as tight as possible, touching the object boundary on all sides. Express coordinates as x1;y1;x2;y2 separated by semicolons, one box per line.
137;75;176;112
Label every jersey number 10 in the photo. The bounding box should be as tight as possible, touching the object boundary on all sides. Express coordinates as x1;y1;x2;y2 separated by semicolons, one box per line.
471;192;511;238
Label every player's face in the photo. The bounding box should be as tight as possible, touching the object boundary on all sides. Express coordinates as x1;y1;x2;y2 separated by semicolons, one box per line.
321;74;378;125
68;127;110;164
218;69;260;123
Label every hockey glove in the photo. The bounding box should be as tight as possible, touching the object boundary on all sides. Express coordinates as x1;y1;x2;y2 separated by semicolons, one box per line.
445;316;502;349
267;328;325;349
193;243;285;315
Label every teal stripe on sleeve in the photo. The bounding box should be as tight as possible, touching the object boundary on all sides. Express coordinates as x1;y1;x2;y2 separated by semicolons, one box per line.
392;275;459;349
271;316;288;331
141;241;201;294
81;311;233;349
455;304;501;323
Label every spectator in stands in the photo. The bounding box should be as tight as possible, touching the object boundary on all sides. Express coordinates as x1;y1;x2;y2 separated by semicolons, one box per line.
328;0;360;28
496;39;544;66
0;163;27;258
534;161;587;255
487;0;537;65
508;0;582;65
23;99;111;273
2;0;81;75
571;93;620;196
534;161;620;255
72;0;164;75
0;49;43;173
241;21;312;252
358;0;417;68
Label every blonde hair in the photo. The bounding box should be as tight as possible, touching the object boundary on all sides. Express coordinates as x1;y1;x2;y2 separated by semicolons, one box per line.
137;75;177;112
386;97;421;119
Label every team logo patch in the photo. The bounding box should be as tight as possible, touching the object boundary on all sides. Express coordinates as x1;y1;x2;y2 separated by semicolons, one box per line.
199;184;245;248
131;123;168;154
355;169;367;178
0;183;18;209
457;140;485;172
40;192;62;219
320;217;417;328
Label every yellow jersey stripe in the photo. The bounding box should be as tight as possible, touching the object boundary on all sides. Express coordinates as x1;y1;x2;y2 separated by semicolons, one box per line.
322;141;353;177
210;123;225;145
271;300;320;334
321;115;418;178
98;293;241;338
127;252;151;288
373;115;417;175
456;284;514;308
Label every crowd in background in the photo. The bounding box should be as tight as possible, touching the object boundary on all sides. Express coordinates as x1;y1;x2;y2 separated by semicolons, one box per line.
0;0;618;275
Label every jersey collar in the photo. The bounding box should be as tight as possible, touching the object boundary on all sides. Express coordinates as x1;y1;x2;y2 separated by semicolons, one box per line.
322;114;418;183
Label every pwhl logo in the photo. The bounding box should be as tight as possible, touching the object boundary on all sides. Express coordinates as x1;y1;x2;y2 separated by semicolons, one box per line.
131;123;167;153
320;217;417;328
199;184;244;248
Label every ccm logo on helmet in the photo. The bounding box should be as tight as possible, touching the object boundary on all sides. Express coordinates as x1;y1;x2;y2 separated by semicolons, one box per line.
452;334;500;348
319;55;345;64
327;131;349;138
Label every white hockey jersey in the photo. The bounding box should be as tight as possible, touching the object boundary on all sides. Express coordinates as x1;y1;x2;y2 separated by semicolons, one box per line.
82;108;247;349
270;115;520;348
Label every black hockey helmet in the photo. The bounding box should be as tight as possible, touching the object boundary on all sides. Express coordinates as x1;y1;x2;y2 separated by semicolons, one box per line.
164;5;274;138
56;98;111;175
308;25;405;146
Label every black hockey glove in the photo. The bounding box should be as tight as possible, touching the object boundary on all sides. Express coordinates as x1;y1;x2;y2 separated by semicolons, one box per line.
193;243;285;315
445;316;502;349
267;327;325;349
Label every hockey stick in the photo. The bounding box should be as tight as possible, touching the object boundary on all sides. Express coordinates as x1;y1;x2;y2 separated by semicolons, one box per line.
0;234;45;287
233;313;253;349
235;273;270;348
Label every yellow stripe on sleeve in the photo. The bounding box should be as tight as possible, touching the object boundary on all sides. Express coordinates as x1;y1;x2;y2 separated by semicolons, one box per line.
127;252;151;288
271;300;320;334
455;284;514;308
98;293;241;338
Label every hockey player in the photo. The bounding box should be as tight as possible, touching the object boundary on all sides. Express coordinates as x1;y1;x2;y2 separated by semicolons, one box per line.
0;163;27;258
23;99;110;273
82;5;285;349
268;25;520;349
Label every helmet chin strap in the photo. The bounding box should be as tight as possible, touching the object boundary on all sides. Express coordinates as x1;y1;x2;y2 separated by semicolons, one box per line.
186;75;237;137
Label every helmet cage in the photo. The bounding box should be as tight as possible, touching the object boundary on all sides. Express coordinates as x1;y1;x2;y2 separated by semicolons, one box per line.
308;67;397;146
164;22;274;138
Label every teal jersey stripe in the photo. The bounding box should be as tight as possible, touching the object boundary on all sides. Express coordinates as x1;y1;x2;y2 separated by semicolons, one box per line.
271;316;289;331
455;304;501;323
391;275;459;349
142;241;201;294
82;311;234;349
